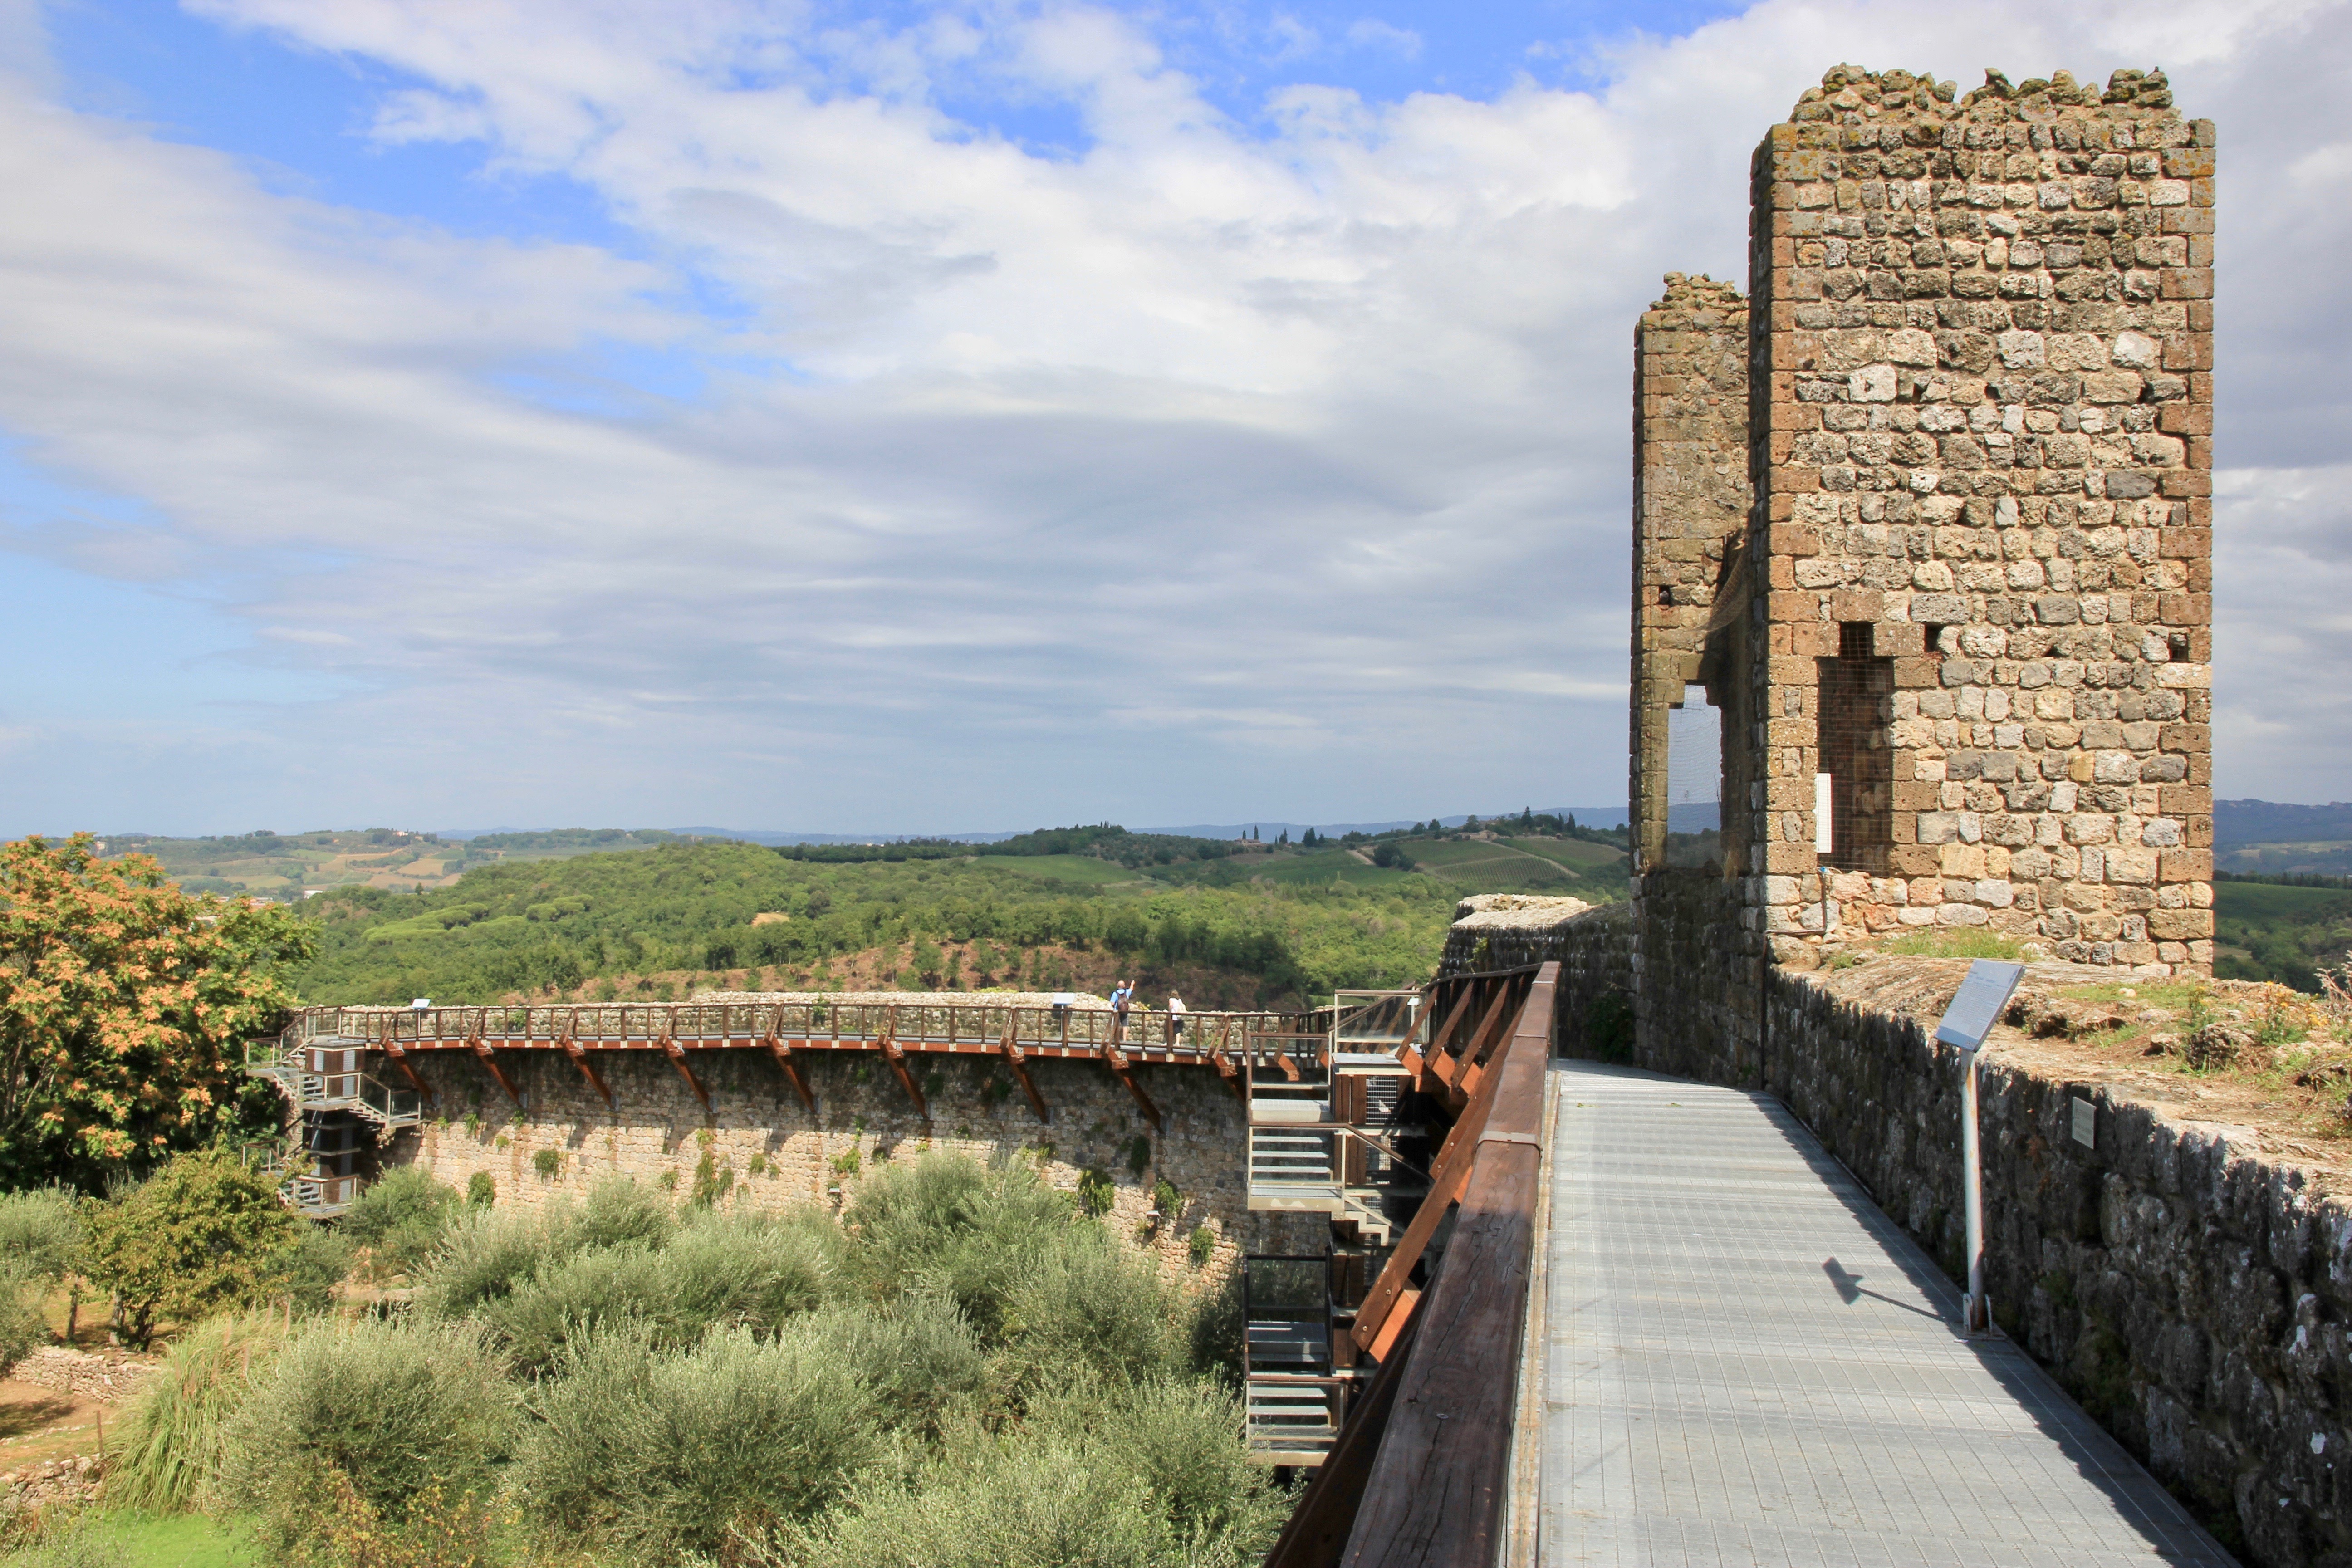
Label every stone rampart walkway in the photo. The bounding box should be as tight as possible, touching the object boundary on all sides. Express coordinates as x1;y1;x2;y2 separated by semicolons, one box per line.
1539;1061;2234;1565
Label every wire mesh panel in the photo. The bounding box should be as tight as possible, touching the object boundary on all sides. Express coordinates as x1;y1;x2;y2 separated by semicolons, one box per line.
1818;622;1896;873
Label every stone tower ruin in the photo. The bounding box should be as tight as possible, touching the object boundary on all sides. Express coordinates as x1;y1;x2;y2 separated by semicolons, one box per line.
1629;63;2214;1074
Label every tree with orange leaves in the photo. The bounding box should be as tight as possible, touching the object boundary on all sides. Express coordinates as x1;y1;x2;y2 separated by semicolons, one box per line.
0;833;317;1189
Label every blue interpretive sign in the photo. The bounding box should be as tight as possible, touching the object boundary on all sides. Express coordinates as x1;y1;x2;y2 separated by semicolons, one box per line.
1933;960;2026;1053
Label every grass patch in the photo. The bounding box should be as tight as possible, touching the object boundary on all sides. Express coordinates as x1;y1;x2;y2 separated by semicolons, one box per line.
1878;928;2025;960
88;1511;253;1568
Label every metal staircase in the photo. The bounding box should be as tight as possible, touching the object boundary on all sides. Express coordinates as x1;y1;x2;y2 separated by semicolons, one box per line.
1242;990;1438;1467
244;1032;426;1216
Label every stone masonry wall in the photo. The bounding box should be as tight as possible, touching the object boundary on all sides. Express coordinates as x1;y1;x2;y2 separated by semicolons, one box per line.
1632;272;1752;873
1437;896;1631;1057
1629;869;1757;1086
1744;64;2215;975
378;1047;1322;1277
1527;886;2339;1566
1766;967;2347;1568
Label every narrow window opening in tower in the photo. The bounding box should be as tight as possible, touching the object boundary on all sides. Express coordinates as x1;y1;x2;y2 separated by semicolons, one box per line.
1664;683;1724;868
1817;623;1894;874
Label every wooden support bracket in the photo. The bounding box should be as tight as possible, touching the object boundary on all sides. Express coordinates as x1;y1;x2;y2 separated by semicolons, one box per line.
559;1037;613;1110
1209;1022;1244;1102
764;1031;817;1115
1423;987;1475;1067
381;1042;436;1106
1105;1045;1161;1131
879;1010;929;1121
661;1037;712;1114
998;1023;1051;1124
1350;1008;1517;1354
468;1036;525;1109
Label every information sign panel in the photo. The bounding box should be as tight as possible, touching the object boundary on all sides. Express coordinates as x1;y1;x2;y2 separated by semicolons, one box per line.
1933;960;2026;1053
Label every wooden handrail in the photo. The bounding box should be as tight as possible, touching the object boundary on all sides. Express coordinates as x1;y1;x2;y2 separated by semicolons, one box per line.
1264;962;1557;1568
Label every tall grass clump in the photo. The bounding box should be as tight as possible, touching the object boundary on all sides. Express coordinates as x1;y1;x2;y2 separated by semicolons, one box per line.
220;1317;515;1553
518;1324;879;1560
0;1509;130;1568
107;1309;289;1514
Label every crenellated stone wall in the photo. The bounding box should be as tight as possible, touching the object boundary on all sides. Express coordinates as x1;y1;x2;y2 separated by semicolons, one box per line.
376;1045;1321;1276
1742;64;2215;973
1631;64;2217;984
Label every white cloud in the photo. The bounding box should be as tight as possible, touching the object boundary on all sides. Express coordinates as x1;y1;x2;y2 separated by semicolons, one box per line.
0;0;2344;832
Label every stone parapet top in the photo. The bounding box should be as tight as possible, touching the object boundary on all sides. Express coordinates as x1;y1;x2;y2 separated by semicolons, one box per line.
1449;893;1599;932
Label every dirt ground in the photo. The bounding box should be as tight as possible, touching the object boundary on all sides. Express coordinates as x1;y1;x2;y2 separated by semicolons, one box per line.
0;1379;110;1472
1813;954;2352;1192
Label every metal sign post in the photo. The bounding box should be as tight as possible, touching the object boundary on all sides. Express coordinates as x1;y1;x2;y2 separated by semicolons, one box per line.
1932;959;2026;1337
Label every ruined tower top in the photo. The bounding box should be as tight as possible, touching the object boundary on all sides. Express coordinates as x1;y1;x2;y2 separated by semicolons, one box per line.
1630;60;2216;988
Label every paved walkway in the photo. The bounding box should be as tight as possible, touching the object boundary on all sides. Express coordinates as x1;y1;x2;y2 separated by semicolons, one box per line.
1539;1061;2234;1566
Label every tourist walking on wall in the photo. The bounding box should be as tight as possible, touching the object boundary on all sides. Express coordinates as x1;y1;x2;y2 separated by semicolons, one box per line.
1165;993;1186;1047
1110;980;1133;1041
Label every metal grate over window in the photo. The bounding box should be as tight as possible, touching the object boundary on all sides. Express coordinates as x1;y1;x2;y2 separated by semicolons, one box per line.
1817;622;1894;874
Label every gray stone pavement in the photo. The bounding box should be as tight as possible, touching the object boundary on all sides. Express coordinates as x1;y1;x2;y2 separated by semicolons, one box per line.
1539;1061;2236;1566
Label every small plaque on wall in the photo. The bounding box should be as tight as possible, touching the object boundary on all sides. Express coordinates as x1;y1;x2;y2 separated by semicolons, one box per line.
2071;1096;2096;1148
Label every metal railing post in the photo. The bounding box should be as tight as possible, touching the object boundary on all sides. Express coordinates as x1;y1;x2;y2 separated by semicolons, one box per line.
1962;1043;1987;1334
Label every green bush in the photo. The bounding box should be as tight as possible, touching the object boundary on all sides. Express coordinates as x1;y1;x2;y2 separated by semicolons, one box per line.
754;1377;1279;1568
220;1316;515;1555
796;1294;986;1435
0;1509;130;1568
480;1242;678;1376
280;1222;355;1315
466;1171;495;1207
465;1199;837;1374
0;1188;81;1281
338;1167;459;1279
80;1151;297;1347
662;1212;833;1330
518;1325;880;1560
571;1174;677;1250
998;1227;1184;1394
410;1205;556;1320
843;1154;1071;1337
106;1309;289;1513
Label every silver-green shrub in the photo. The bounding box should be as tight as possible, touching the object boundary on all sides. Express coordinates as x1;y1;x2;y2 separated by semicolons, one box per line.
219;1316;515;1551
519;1324;879;1560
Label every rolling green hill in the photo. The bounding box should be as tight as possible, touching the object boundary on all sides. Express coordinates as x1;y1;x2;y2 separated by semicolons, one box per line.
280;822;1630;1010
2214;878;2352;991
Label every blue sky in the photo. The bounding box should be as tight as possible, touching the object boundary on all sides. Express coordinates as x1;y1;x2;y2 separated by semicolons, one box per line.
0;0;2345;834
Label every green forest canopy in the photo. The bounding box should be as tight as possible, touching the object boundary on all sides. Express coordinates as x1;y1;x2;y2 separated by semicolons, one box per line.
285;821;1629;1009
